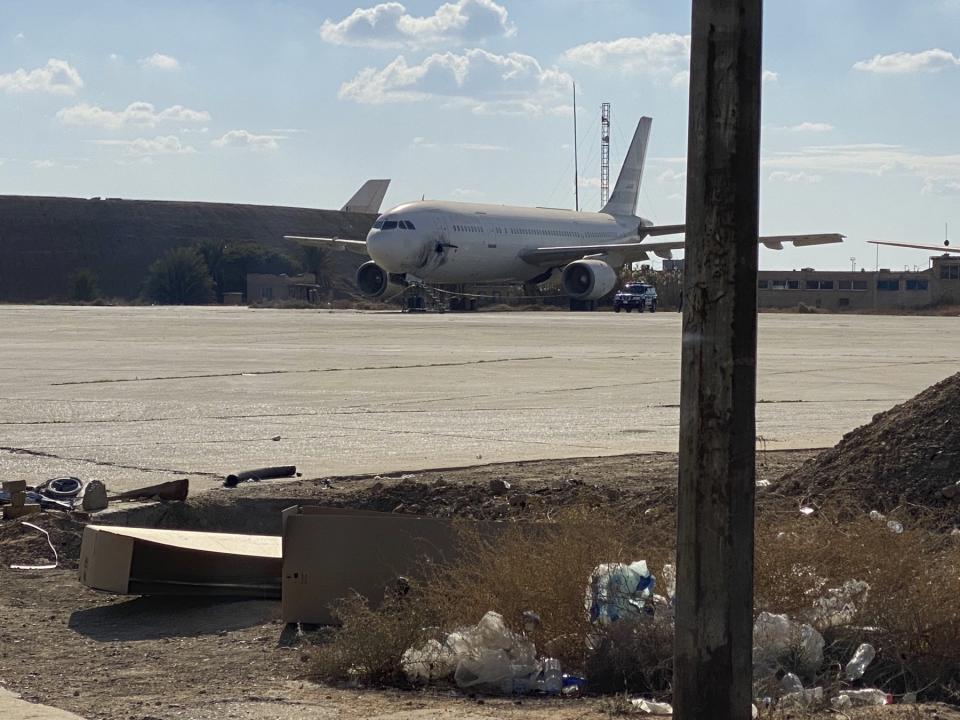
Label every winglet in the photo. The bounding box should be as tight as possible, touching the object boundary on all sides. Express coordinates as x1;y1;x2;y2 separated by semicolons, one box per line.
600;117;652;217
341;179;390;214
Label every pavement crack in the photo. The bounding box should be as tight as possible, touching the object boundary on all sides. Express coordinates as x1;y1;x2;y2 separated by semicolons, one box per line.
50;356;553;386
0;445;221;477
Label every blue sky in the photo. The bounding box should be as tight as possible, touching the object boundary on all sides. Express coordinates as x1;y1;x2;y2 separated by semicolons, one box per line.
2;0;959;270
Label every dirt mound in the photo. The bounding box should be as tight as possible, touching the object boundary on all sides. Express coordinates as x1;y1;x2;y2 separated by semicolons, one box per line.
783;373;960;513
324;476;671;522
0;512;86;568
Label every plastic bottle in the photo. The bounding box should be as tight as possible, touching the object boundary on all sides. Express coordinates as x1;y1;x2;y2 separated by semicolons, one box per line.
780;672;804;695
845;688;889;706
886;520;904;534
845;642;876;680
542;658;562;694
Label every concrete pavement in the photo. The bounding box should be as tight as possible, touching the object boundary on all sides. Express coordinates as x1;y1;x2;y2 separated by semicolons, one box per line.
1;305;956;494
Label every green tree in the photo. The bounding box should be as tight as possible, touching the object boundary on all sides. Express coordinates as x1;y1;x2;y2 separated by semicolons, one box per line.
196;240;226;300
219;241;300;294
145;247;215;304
69;268;100;302
300;244;329;291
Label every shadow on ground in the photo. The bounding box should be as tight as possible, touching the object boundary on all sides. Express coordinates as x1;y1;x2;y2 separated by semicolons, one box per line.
68;597;280;641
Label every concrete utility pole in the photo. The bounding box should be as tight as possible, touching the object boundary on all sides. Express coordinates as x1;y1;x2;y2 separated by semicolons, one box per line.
674;1;763;719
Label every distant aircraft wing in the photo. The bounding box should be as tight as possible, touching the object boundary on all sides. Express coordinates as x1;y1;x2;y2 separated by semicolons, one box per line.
868;240;960;254
284;235;369;256
521;233;844;266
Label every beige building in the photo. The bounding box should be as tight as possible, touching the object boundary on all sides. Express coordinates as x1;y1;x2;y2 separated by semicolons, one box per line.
246;273;322;304
757;256;960;310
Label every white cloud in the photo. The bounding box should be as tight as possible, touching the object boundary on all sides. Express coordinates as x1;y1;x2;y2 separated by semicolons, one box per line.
564;37;777;89
211;130;282;151
57;101;211;130
765;142;960;194
762;70;779;84
564;34;690;77
0;58;83;95
320;0;514;48
14;32;25;42
658;169;686;183
784;122;834;133
768;170;822;184
577;175;601;188
340;49;572;115
853;48;960;74
95;135;195;156
922;178;960;195
139;53;180;70
108;53;120;62
451;187;484;198
412;136;506;151
31;159;56;169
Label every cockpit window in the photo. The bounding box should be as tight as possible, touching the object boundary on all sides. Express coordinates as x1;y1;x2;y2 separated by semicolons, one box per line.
401;220;416;230
373;219;385;229
382;220;398;230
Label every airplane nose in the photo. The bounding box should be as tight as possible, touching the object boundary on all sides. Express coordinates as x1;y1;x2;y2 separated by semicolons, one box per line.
366;229;407;271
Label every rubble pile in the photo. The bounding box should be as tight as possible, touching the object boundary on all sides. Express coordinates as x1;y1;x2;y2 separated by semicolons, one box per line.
784;372;960;511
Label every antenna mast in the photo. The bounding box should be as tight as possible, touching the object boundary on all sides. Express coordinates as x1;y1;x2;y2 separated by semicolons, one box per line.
600;102;611;208
573;81;579;212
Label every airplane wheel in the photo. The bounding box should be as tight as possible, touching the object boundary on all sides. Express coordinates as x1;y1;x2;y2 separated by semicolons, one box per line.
625;307;632;313
650;301;657;313
614;306;621;313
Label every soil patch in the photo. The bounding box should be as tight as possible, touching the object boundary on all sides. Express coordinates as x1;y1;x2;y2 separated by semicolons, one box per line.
783;372;960;516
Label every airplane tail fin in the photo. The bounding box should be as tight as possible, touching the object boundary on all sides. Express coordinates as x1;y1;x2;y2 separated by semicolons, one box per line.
600;117;651;217
341;179;390;214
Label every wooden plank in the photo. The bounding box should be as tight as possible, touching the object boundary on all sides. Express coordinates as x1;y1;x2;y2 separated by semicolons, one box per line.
674;1;763;719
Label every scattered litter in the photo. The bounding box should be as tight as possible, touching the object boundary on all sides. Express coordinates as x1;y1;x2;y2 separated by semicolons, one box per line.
81;480;108;512
271;435;281;441
869;509;885;522
780;672;804;694
902;691;917;704
660;563;676;602
2;480;41;520
831;694;852;710
845;688;890;706
811;579;870;627
631;698;673;715
36;476;83;499
845;642;876;679
110;478;188;503
224;465;297;488
586;560;655;623
886;519;904;534
799;506;815;516
756;479;771;488
9;522;59;570
779;686;823;708
753;612;823;679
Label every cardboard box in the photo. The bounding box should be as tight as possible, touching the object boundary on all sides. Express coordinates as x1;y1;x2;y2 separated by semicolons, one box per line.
79;525;282;597
282;506;463;624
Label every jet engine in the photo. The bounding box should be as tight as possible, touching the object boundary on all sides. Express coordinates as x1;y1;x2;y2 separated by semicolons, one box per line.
561;259;618;300
356;261;404;299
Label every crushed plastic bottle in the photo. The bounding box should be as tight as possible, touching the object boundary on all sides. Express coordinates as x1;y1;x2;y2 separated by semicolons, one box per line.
887;520;904;534
845;688;889;706
831;694;851;710
542;658;562;695
661;563;676;602
868;510;885;522
780;672;804;695
845;642;876;680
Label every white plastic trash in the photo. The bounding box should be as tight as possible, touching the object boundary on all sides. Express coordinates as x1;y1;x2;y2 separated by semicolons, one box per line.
752;612;824;679
586;560;655;623
401;638;456;682
845;688;889;706
779;686;824;708
631;698;673;715
780;672;804;695
845;642;876;680
887;520;904;534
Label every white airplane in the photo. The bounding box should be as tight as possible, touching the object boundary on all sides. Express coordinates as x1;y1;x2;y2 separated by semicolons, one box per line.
287;118;843;303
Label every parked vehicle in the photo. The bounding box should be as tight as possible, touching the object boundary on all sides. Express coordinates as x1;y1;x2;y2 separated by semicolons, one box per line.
613;282;658;313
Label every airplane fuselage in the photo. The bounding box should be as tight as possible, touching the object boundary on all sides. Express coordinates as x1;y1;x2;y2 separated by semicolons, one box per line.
366;200;650;284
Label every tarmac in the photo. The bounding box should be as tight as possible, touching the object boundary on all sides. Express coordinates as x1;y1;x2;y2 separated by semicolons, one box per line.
1;305;958;494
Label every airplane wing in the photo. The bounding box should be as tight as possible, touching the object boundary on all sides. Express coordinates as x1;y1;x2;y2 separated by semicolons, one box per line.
284;235;369;256
521;233;844;267
868;240;960;254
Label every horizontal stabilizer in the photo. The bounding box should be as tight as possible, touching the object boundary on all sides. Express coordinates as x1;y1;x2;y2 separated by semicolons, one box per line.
868;240;960;254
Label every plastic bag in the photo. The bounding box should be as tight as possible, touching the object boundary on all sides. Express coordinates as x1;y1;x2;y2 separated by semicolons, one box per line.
586;560;656;623
752;611;823;679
